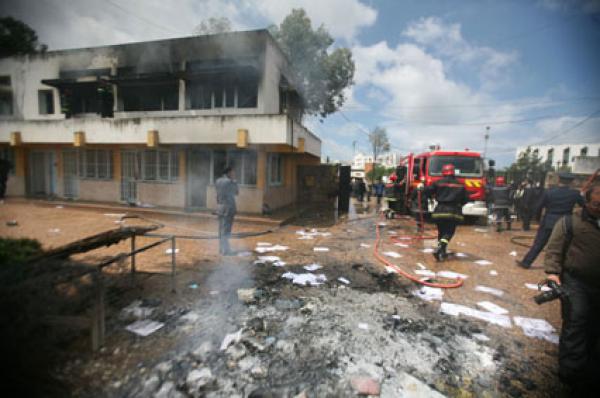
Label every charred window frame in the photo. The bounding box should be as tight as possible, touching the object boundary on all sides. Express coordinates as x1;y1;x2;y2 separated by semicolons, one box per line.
0;147;15;175
141;149;179;182
121;82;178;112
268;153;284;186
238;80;258;108
212;150;257;186
79;149;113;180
0;76;13;116
38;89;55;115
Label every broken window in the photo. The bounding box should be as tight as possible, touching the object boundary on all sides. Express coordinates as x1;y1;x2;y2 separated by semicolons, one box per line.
0;147;15;175
38;89;54;115
268;153;283;186
212;150;257;185
238;81;258;108
0;76;13;115
79;149;113;180
120;82;178;112
141;149;178;181
186;72;258;110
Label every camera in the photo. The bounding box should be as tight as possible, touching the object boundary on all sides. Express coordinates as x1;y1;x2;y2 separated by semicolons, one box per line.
534;280;566;305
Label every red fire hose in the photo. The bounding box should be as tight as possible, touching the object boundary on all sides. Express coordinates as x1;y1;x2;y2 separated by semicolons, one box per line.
373;189;464;289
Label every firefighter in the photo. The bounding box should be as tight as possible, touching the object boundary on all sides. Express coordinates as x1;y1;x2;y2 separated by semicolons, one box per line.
421;164;469;261
517;172;584;268
215;166;239;255
490;176;512;232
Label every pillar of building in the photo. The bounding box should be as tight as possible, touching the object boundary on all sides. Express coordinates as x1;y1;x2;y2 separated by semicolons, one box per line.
256;149;267;190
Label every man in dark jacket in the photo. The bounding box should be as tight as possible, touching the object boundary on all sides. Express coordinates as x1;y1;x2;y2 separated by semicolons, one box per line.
517;172;584;268
423;164;469;261
490;176;513;232
373;178;385;205
215;166;239;255
0;158;11;199
544;183;600;390
515;179;538;231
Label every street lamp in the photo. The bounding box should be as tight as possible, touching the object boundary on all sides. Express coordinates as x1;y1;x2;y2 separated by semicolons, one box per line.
483;126;490;160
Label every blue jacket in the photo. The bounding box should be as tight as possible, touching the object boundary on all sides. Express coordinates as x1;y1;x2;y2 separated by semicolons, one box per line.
537;186;584;229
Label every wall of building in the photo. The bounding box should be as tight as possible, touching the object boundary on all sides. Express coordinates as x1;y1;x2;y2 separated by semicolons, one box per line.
572;156;600;175
515;143;600;169
78;179;119;202
137;181;186;208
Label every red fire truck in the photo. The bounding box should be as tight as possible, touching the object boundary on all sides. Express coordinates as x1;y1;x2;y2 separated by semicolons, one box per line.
386;149;488;221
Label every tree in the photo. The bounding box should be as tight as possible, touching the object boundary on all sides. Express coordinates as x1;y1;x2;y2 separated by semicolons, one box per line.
193;17;232;35
369;126;390;166
0;17;46;58
270;9;355;119
367;165;395;183
503;146;552;184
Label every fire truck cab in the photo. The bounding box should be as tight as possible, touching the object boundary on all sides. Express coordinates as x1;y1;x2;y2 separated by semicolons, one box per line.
389;149;488;220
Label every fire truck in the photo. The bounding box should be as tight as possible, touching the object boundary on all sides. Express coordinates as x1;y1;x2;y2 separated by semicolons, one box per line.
386;149;488;221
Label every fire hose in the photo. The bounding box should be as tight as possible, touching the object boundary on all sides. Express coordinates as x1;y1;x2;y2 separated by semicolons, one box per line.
373;189;464;289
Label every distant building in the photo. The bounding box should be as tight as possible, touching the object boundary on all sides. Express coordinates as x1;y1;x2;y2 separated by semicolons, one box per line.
515;143;600;171
351;152;399;179
0;30;321;213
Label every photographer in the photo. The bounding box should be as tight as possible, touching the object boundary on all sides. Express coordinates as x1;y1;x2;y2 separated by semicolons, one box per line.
544;183;600;389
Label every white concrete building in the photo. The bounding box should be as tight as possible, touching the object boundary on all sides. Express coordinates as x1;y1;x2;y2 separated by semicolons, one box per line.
0;30;321;213
515;143;600;170
351;152;399;178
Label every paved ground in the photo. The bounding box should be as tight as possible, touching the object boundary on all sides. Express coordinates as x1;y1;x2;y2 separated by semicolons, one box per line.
0;199;566;397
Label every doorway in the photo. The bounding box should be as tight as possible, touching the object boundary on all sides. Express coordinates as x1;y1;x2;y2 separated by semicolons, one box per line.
28;150;56;197
187;149;211;209
120;150;138;204
62;150;79;198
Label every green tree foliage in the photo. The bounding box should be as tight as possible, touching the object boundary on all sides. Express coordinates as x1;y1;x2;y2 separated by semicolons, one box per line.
193;17;232;35
503;146;552;184
0;17;47;58
367;165;395;183
270;9;355;119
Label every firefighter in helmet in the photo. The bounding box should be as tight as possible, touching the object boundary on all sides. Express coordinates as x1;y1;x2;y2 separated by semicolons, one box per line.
421;164;469;261
489;176;513;232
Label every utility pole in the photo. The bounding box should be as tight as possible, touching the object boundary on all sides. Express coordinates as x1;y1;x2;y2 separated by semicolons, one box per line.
483;126;490;160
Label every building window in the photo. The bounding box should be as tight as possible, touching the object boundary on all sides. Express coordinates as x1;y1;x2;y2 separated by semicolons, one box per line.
120;83;178;112
187;76;258;110
532;149;539;158
0;76;13;115
212;150;257;185
79;149;113;179
0;147;15;175
141;149;178;181
268;153;284;186
38;90;55;115
580;147;588;157
562;147;570;165
547;148;554;164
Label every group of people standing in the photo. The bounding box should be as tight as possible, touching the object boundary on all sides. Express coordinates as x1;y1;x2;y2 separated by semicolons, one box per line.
351;177;386;205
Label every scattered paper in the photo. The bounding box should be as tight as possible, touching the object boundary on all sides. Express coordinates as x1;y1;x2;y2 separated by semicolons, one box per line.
121;300;154;319
296;229;331;238
48;228;60;233
525;283;551;292
256;242;272;246
421;248;435;253
414;269;436;277
254;256;285;267
385;266;398;274
440;302;512;328
126;320;165;337
56;205;63;209
180;311;200;323
477;301;509;315
475;285;504;297
255;245;289;253
313;247;330;252
437;271;468;280
220;329;244;351
474;260;493;266
474;228;488;233
383;251;402;258
416;263;426;270
104;213;125;217
473;333;490;342
394;243;410;248
413;286;444;301
303;263;322;271
489;270;498;276
282;272;327;286
360;243;371;248
237;251;252;257
513;317;559;344
358;323;370;330
454;252;468;258
509;251;517;257
338;277;351;285
165;248;179;254
298;235;315;240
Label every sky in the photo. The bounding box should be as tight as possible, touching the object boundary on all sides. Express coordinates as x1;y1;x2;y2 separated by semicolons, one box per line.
1;0;599;167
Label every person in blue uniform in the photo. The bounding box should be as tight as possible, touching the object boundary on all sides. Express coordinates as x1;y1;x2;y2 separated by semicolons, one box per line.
516;172;584;268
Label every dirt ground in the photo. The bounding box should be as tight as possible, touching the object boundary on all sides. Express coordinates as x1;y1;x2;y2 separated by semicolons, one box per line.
0;199;567;397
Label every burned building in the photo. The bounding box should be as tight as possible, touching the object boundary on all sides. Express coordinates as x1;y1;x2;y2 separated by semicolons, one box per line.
0;30;320;213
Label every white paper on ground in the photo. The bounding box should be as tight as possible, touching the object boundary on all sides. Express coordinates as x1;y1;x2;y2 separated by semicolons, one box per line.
421;248;435;253
414;269;436;277
475;285;504;297
513;316;559;344
165;248;179;254
489;270;498;276
413;286;444;301
338;277;351;285
474;259;493;266
437;271;468;280
440;302;512;328
360;243;371;248
473;333;490;342
220;329;244;351
416;262;426;270
272;261;286;267
298;235;315;240
104;213;126;217
383;251;402;258
282;272;327;286
237;251;252;257
48;228;60;233
303;263;322;271
121;300;155;319
509;251;518;256
385;266;398;274
255;245;289;253
387;230;398;235
394;243;410;248
313;247;330;252
358;323;369;330
477;301;509;315
256;242;272;246
56;205;63;208
256;256;281;263
474;228;488;233
125;320;165;337
454;252;468;258
525;283;551;292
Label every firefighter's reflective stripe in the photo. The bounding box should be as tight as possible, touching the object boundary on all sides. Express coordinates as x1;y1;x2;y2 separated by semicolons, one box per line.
431;213;464;221
464;179;482;188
